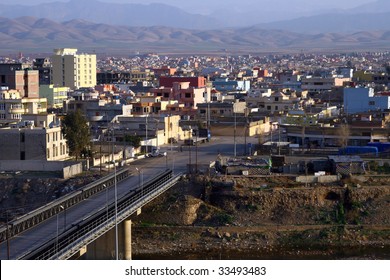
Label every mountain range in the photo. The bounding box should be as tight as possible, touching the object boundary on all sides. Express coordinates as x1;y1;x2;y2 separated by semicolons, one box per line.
0;0;389;32
1;17;390;54
1;0;390;54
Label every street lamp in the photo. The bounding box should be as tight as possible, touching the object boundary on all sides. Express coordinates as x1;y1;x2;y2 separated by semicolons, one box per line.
109;127;119;260
56;205;64;257
103;184;108;220
135;167;143;197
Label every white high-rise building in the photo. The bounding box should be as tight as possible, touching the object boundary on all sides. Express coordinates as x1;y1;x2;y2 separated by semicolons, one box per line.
51;48;96;89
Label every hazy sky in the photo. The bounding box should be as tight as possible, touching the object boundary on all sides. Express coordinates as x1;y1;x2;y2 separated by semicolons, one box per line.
3;0;376;14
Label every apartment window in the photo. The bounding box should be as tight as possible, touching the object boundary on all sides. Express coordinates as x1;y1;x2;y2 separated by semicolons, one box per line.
20;133;25;143
0;103;5;110
275;97;279;101
267;106;271;110
1;75;5;83
47;148;50;159
47;134;50;143
369;101;375;106
185;93;191;98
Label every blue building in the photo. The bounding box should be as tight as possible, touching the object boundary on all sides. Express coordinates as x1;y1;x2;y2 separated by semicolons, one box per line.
344;87;390;114
213;78;250;92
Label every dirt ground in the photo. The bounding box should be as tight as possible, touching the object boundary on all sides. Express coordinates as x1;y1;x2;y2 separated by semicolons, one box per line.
130;174;390;259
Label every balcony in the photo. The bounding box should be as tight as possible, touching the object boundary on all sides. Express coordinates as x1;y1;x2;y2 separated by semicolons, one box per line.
8;107;25;114
90;115;105;121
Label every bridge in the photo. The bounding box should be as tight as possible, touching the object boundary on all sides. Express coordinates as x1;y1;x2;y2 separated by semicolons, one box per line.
0;135;249;260
0;168;183;260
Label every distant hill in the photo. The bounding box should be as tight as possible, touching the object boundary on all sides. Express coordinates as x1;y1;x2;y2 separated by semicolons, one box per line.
261;11;390;33
0;0;222;30
1;17;390;54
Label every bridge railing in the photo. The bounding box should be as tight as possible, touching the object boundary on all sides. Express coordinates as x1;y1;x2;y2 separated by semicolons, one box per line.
20;170;183;260
0;168;131;244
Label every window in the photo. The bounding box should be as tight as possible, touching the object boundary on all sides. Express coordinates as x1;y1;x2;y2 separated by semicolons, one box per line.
275;97;279;101
267;106;271;110
185;93;191;98
369;101;375;106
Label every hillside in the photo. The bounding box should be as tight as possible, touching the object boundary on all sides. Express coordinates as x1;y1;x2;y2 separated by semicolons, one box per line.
131;175;390;259
1;17;390;54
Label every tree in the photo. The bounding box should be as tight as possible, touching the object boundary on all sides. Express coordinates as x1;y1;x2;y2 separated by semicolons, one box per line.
337;123;350;148
61;110;90;160
124;134;141;148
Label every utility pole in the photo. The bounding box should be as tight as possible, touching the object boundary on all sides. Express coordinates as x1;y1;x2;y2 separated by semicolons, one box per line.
234;111;237;157
145;114;148;153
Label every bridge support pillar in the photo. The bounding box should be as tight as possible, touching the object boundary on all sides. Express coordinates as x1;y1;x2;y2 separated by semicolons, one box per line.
124;219;132;260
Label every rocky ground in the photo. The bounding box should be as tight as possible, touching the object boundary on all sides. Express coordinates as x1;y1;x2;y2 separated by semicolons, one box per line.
130;174;390;259
0;171;107;222
1;171;389;259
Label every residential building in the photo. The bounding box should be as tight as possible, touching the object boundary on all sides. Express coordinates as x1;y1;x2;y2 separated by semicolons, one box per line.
257;91;300;114
213;78;250;92
197;101;247;119
344;87;390;114
33;57;52;85
0;63;39;98
0;114;68;161
39;84;70;109
159;76;206;88
152;81;210;112
301;76;350;93
51;48;97;89
0;88;48;126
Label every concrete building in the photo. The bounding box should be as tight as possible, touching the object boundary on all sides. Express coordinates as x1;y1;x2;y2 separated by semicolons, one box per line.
197;101;247;119
33;57;52;85
0;114;68;161
159;76;206;88
301;76;350;93
257;92;300;114
116;114;185;145
63;96;132;127
0;63;39;98
0;88;48;126
51;48;97;89
344;87;390;114
152;81;210;111
213;78;251;92
39;85;70;109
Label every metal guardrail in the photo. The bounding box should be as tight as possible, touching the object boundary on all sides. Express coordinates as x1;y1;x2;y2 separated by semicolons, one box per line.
20;170;183;260
0;168;131;244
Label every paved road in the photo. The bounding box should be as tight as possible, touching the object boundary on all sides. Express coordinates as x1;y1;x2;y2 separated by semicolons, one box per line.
0;136;245;259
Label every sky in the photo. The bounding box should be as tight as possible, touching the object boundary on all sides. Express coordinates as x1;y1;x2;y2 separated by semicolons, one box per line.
2;0;376;15
0;0;379;26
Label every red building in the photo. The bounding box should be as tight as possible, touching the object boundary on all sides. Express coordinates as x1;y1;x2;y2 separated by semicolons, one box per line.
159;76;206;88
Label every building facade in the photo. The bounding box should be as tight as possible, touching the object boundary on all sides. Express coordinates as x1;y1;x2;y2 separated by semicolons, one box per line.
51;48;97;89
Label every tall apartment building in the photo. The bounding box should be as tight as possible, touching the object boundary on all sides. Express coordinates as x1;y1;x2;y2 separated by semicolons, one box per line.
0;63;39;98
51;48;96;89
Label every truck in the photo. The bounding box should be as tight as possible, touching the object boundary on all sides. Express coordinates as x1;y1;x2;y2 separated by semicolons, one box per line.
184;128;211;146
367;142;390;153
147;148;166;157
338;146;378;156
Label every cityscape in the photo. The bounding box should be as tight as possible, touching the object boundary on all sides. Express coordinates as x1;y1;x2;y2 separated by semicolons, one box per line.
0;0;390;263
